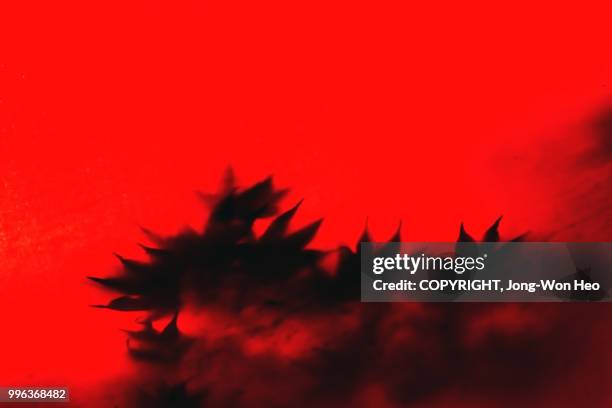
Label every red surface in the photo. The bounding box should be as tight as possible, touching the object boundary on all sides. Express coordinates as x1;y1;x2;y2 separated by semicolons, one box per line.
0;2;611;406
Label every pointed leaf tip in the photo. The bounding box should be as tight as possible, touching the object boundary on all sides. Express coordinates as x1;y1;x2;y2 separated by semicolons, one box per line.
483;216;503;242
261;199;304;241
458;222;475;242
358;219;371;244
138;243;167;257
390;221;402;242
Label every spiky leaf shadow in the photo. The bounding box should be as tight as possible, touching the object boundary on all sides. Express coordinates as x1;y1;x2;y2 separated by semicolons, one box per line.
90;173;603;408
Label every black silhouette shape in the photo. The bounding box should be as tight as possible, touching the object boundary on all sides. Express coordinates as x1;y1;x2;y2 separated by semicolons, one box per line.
131;382;205;408
90;171;606;407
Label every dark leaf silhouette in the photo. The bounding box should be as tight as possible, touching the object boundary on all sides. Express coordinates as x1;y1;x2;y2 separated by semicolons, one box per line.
90;172;607;408
483;215;503;242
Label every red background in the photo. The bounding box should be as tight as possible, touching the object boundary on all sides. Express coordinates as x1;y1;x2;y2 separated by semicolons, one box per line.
0;2;611;405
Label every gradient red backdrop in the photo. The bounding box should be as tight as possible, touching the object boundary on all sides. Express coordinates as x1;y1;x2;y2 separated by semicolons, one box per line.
1;2;611;406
